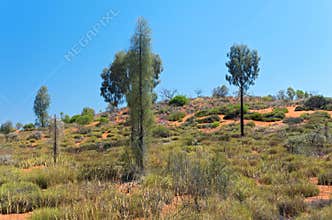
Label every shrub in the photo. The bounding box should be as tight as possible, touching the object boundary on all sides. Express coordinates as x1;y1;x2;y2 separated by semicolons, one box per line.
28;131;43;140
169;95;189;106
62;115;71;124
318;171;332;185
295;106;306;111
304;96;328;110
168;111;186;122
165;150;230;199
70;115;81;123
81;107;95;118
0;182;42;214
152;125;171;138
324;103;332;111
223;104;249;120
76;115;94;125
23;123;36;131
324;101;332;111
283;117;304;125
196;115;220;124
98;116;109;125
0;121;15;134
245;108;286;122
277;196;305;218
211;121;220;128
283;182;319;197
212;85;229;98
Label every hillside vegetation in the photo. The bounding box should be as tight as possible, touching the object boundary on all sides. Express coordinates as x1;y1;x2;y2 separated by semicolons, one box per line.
0;96;332;219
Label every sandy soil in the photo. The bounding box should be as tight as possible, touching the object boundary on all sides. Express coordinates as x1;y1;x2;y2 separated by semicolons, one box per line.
21;165;45;173
102;132;109;140
0;212;32;220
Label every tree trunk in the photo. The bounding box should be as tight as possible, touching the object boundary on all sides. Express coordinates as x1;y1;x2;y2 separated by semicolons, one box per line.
138;32;144;172
53;115;57;164
240;87;244;137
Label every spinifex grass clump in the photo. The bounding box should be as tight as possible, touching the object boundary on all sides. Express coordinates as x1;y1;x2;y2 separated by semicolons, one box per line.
0;182;42;214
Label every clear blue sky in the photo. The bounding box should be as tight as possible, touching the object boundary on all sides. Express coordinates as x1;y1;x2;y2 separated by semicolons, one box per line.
0;0;331;124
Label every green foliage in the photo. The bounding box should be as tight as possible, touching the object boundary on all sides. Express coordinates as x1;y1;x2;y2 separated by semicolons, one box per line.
296;90;305;99
225;44;260;91
283;117;304;125
287;87;296;101
34;86;51;127
0;182;42;214
223;104;249;120
295;106;306;111
169;95;189;106
62;114;71;124
76;115;94;125
212;85;229;98
245;108;286;122
152;125;171;138
304;95;329;110
98;116;109;125
81;107;95;118
0;121;15;134
197;115;220;124
168;111;185;122
277;196;305;218
165;150;231;199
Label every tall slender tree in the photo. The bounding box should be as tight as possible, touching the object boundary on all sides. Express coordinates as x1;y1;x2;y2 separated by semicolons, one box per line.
100;17;163;173
226;44;260;136
126;18;155;173
34;86;51;127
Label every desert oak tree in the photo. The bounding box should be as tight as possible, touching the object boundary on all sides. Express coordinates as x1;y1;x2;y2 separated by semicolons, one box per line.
100;17;163;173
226;44;260;136
34;86;51;127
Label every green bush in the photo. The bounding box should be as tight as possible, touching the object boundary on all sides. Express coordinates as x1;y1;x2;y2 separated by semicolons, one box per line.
76;115;94;125
169;95;189;106
152;125;171;138
295;106;306;111
165;150;230;198
283;117;304;125
70;115;81;123
0;121;15;134
283;182;319;197
324;103;332;111
168;111;186;122
278;196;305;218
0;182;42;214
23;123;36;131
223;104;249;120
245;108;286;122
304;96;328;110
98;116;109;125
196;115;220;124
